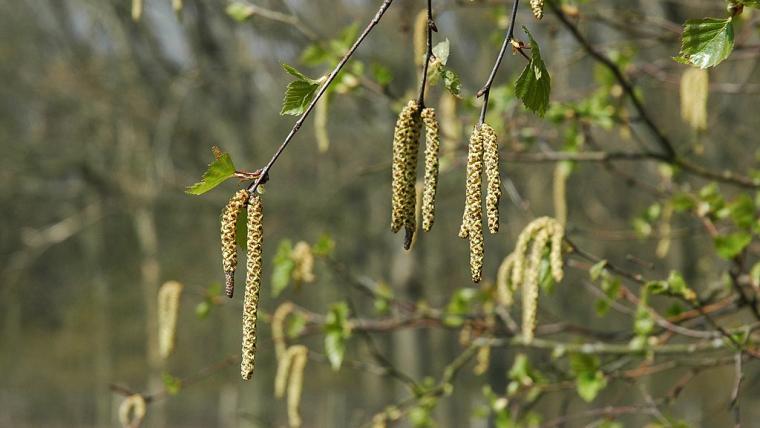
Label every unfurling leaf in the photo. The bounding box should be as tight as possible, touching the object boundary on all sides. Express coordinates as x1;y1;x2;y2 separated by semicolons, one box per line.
675;18;734;69
185;149;236;195
226;2;255;22
515;27;551;116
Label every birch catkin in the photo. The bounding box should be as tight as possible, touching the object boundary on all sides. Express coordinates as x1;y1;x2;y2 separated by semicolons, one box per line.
391;100;422;249
481;123;501;233
157;281;183;359
221;189;249;298
460;125;485;283
118;394;146;428
241;195;263;381
421;108;441;232
522;228;549;343
287;346;308;428
530;0;544;20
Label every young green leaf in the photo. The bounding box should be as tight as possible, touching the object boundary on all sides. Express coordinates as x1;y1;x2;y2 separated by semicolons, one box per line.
675;18;734;69
515;27;551;116
714;232;752;259
185;150;236;195
226;2;254;22
280;64;322;116
272;239;295;297
324;302;351;370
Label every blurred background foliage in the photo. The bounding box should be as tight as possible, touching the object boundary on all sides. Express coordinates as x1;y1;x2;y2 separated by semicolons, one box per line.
2;0;760;427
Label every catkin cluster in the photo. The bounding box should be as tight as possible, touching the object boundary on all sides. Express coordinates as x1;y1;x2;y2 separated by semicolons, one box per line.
498;217;564;343
275;345;308;428
459;123;501;283
421;108;441;232
391;101;442;248
530;0;545;20
221;189;249;298
118;394;146;428
157;281;183;359
241;195;263;381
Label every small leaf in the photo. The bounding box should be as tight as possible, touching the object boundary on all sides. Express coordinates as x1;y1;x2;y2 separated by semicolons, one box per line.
432;39;450;65
441;68;462;97
281;79;320;116
185;150;236;195
324;302;351;371
226;2;254;22
675;18;735;69
272;240;295;297
162;372;182;396
282;63;320;84
515;27;551;116
569;354;607;402
589;260;607;281
714;232;752;259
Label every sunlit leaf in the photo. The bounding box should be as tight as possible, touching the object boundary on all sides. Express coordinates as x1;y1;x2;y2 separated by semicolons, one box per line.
515;27;551;116
675;18;734;69
185;150;236;195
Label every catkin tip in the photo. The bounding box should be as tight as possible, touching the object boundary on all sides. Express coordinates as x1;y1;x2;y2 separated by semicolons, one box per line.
530;0;544;20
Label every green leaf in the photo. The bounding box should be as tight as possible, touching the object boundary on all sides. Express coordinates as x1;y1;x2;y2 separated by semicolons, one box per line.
589;260;607;281
282;63;320;84
714;232;752;259
226;2;254;22
162;372;182;395
728;194;757;229
281;79;320;116
280;64;321;116
312;233;335;257
675;18;735;69
441;68;462;97
569;354;607;402
432;39;450;65
515;27;551;116
324;302;351;370
271;240;295;297
185;150;236;195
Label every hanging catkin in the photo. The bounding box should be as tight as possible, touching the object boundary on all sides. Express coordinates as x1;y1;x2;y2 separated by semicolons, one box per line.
241;195;263;381
530;0;544;20
421;108;440;232
118;394;146;428
157;281;183;359
481;123;501;233
221;189;249;298
131;0;143;21
391;100;422;249
286;346;308;428
522;228;549;343
459;125;485;283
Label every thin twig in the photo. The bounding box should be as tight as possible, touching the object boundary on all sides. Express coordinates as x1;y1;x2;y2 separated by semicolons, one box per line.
246;0;395;197
416;0;436;107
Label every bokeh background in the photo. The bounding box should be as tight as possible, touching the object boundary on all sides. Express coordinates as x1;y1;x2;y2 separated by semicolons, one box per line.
2;0;759;427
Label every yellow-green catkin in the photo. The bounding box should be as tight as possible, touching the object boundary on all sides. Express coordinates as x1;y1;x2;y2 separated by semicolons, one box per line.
131;0;143;21
291;241;315;285
530;0;544;20
496;253;516;306
172;0;183;13
287;346;308;428
481;123;501;233
241;196;263;381
157;281;183;359
272;302;295;360
421;108;440;232
459;125;485;282
522;228;549;343
391;100;423;249
221;189;249;298
118;394;146;428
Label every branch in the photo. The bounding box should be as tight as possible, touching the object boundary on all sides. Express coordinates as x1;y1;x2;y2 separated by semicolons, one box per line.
416;0;436;107
476;336;728;355
477;0;521;124
246;0;395;196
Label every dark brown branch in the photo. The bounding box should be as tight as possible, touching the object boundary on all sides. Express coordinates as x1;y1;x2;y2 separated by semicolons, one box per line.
416;0;436;107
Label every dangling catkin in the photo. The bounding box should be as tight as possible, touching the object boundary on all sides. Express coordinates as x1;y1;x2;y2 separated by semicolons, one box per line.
481;123;501;233
549;221;564;283
118;394;146;428
391;100;422;250
131;0;143;21
530;0;544;20
291;241;315;285
421;108;440;232
458;126;484;240
287;346;308;428
221;189;249;298
272;302;295;360
157;281;183;359
496;253;516;306
241;195;263;381
172;0;183;13
522;228;549;343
